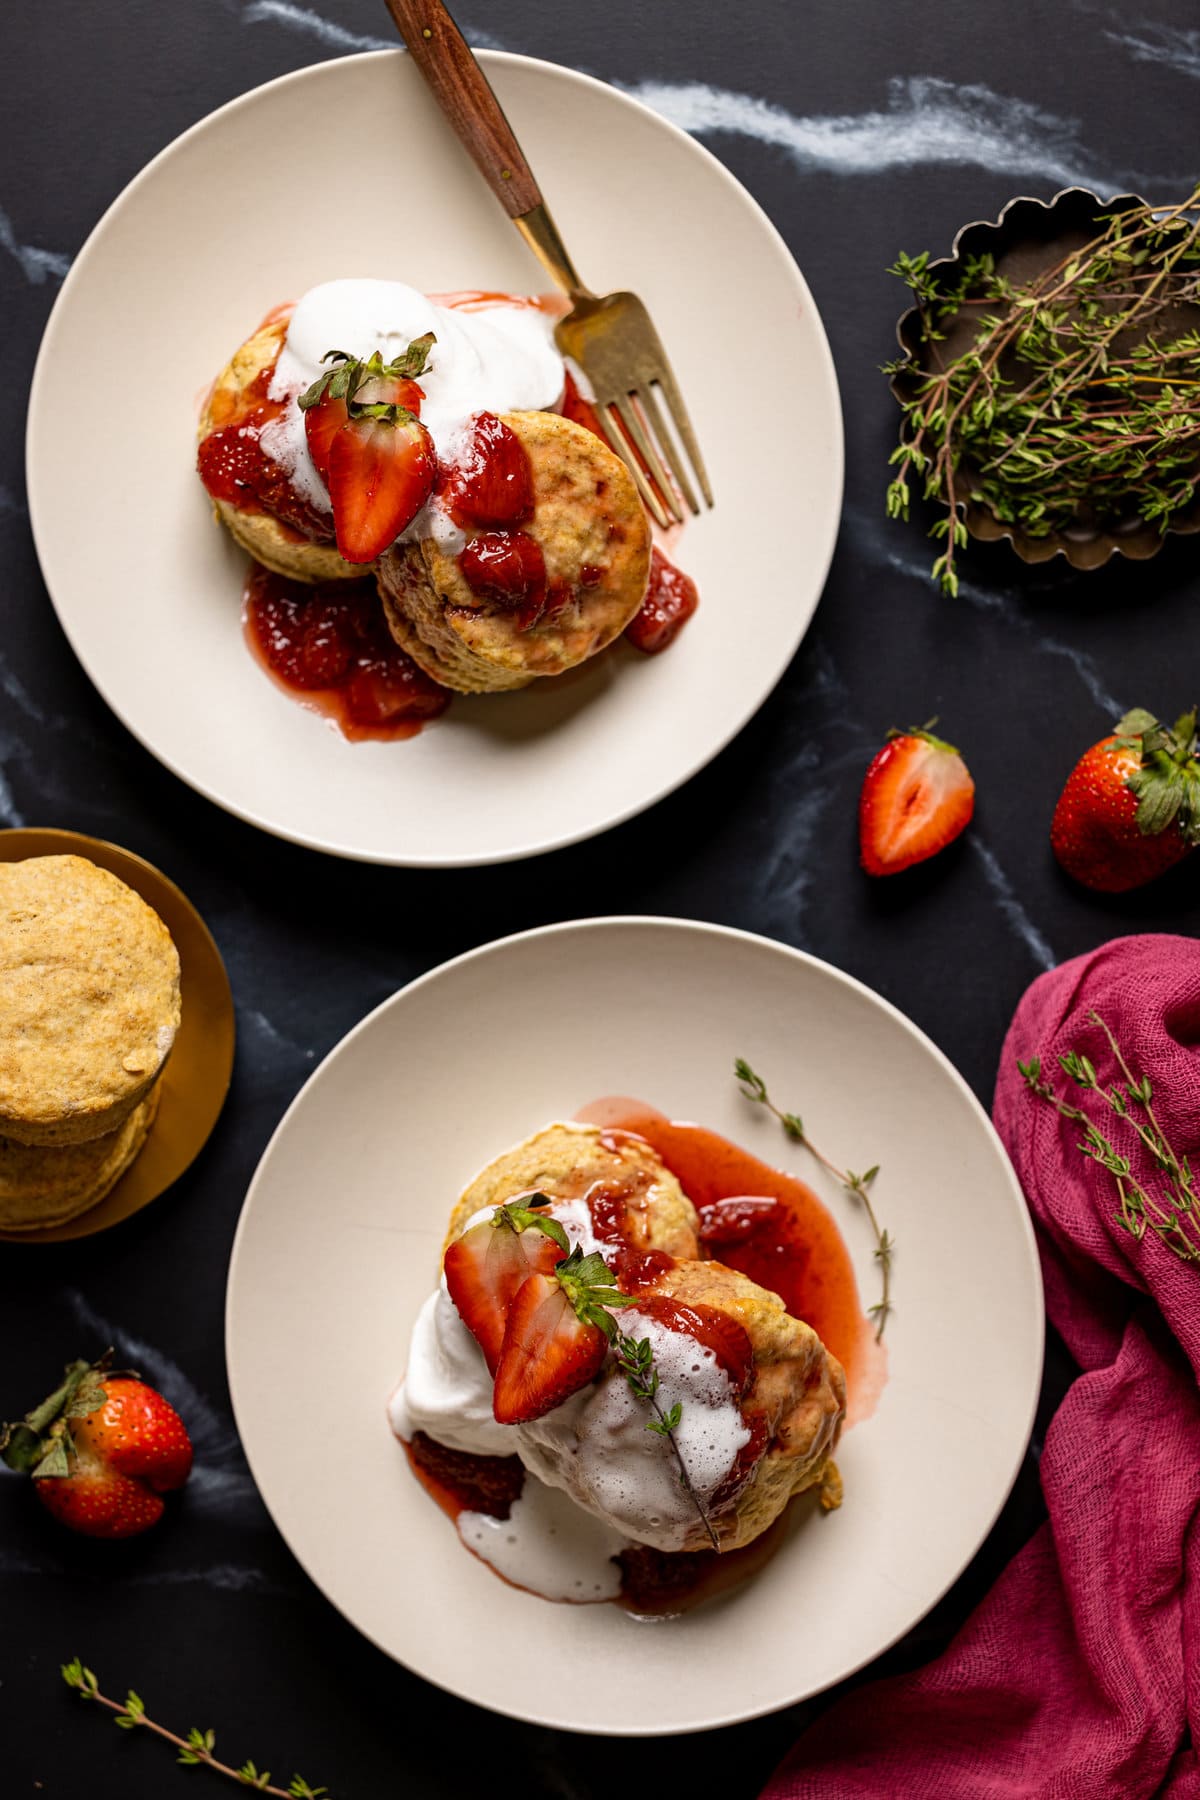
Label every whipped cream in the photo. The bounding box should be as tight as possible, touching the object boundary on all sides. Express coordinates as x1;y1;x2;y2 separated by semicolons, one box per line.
458;1479;625;1604
260;279;564;540
518;1307;750;1552
392;1189;753;1577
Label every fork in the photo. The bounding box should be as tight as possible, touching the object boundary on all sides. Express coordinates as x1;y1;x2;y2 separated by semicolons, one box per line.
382;0;713;527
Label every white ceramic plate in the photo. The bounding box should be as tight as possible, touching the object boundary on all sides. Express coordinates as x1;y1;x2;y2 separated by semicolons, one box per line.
226;918;1043;1734
27;52;842;867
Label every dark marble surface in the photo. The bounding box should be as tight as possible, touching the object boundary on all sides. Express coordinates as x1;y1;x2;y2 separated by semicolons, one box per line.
3;1;1197;1793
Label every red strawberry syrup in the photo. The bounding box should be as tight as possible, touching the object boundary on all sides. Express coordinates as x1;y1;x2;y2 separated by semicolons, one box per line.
580;1100;885;1423
243;567;450;742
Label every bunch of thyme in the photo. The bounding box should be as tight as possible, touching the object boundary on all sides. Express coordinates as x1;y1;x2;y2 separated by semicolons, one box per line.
734;1059;894;1338
1018;1010;1200;1266
61;1662;328;1797
885;183;1200;594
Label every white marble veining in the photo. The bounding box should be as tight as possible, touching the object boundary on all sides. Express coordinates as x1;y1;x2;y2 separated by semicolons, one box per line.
622;75;1142;190
968;838;1057;972
1102;18;1200;81
0;205;70;285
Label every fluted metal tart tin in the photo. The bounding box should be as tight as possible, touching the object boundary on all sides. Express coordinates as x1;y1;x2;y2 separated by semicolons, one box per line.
890;186;1200;573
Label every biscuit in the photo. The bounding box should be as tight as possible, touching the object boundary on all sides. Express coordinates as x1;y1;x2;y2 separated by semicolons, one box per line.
0;856;181;1145
0;1083;161;1231
199;315;362;586
377;411;651;693
446;1121;699;1259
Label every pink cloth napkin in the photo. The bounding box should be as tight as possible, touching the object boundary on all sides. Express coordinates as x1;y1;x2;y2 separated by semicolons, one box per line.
763;932;1200;1800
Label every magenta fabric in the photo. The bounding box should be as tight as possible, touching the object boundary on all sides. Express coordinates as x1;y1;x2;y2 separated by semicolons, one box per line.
763;933;1200;1800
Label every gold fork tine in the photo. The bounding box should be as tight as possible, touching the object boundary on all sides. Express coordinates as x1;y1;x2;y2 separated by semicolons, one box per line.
598;405;672;530
652;364;714;509
637;383;699;516
612;393;685;526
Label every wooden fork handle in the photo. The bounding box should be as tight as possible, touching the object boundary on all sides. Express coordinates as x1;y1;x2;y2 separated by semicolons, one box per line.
383;0;543;218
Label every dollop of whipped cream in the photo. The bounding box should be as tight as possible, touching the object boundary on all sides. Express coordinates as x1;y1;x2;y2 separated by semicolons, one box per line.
390;1196;752;1560
260;278;564;546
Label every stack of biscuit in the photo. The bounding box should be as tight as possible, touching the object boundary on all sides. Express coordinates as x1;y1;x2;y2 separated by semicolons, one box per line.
0;855;181;1230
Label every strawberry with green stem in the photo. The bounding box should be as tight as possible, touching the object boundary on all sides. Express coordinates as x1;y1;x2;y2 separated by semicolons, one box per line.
1051;706;1200;892
443;1198;567;1373
298;334;436;562
2;1354;192;1538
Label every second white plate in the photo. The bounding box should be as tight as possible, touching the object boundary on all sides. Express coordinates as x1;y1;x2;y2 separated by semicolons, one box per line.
27;50;842;866
226;918;1043;1733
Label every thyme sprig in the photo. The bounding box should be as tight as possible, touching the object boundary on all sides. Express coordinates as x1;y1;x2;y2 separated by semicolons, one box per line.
735;1059;894;1338
61;1662;329;1797
886;184;1200;594
1018;1009;1200;1266
613;1331;719;1550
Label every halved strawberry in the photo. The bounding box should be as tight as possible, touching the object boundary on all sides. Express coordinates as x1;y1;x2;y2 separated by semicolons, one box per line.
492;1246;630;1423
326;412;435;563
634;1296;755;1396
859;720;975;876
300;337;433;486
443;1202;566;1375
297;338;435;557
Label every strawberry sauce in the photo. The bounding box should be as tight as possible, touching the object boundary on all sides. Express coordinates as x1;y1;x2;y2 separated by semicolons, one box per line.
579;1100;884;1422
243;567;450;741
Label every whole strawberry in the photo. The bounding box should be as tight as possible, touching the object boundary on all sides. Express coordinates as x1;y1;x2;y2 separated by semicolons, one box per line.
1;1354;192;1539
1051;707;1200;893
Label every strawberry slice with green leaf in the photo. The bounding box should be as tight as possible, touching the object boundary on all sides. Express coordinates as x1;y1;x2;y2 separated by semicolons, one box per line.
859;719;975;876
443;1199;568;1375
492;1245;636;1424
298;335;436;560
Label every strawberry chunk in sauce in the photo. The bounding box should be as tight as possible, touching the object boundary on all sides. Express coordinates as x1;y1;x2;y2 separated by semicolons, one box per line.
244;567;450;741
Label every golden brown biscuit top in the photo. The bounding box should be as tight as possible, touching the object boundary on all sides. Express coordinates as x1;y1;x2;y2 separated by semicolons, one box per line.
0;856;181;1132
420;411;651;675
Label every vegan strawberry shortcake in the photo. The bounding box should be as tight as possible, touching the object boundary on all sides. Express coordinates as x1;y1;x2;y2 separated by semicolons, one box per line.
196;280;699;735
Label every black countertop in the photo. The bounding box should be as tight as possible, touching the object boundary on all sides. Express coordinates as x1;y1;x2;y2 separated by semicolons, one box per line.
3;2;1197;1794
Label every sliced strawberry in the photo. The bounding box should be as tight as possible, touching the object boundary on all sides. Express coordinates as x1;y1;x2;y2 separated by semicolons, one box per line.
634;1297;755;1396
695;1196;779;1247
326;412;435;563
300;335;434;503
304;390;351;487
458;530;547;628
444;412;534;527
306;372;426;486
443;1205;565;1375
492;1271;609;1423
858;721;975;876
